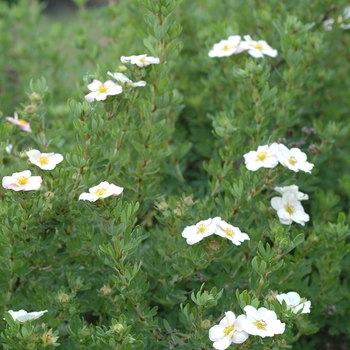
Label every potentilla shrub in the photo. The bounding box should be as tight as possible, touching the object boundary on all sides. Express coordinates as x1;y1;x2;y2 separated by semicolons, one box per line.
0;0;350;349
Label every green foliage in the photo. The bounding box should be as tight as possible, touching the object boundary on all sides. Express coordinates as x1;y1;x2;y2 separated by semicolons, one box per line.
1;0;350;349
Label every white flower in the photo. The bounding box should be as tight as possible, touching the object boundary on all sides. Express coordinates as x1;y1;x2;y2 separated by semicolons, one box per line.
107;72;147;88
209;311;249;349
324;7;350;30
323;18;334;31
274;185;309;201
271;192;309;225
243;143;279;171
27;149;63;170
181;217;220;245
241;306;285;338
2;170;42;191
215;219;250;245
5;144;13;154
79;181;124;202
276;292;311;314
6;309;47;323
6;112;31;133
208;35;245;58
240;35;278;58
120;54;160;67
277;144;314;173
84;79;122;103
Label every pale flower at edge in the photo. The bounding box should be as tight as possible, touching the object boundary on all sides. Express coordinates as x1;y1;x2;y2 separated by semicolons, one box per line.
214;219;250;245
5;309;48;323
181;217;220;245
27;149;64;170
6;112;32;133
209;311;249;349
79;181;124;202
208;35;245;58
276;291;311;314
240;35;278;58
120;54;160;67
243;143;279;171
2;170;42;191
84;79;122;103
107;72;147;88
241;305;285;338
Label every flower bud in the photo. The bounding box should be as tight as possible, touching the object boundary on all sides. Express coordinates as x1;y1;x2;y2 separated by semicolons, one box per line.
58;293;70;304
265;290;277;302
24;105;36;114
200;319;211;329
113;323;124;333
100;285;112;296
41;329;59;346
183;196;194;207
157;201;168;211
208;240;220;251
44;191;55;199
172;208;182;217
30;92;41;101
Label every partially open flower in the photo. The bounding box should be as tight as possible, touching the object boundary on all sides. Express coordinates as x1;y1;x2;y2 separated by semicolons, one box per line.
107;72;147;88
209;311;249;349
2;170;42;191
6;112;32;133
120;54;160;67
276;291;311;314
274;185;309;201
79;181;124;202
241;306;285;337
240;35;278;58
6;309;47;323
214;219;250;245
181;217;220;245
208;35;245;58
84;79;122;103
27;149;64;170
41;328;59;345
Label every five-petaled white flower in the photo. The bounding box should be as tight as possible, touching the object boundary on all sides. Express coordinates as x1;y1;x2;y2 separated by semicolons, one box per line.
277;144;314;173
2;170;42;191
181;217;220;245
6;112;32;133
79;181;124;202
243;143;279;171
240;35;278;58
107;72;147;88
209;311;249;349
6;309;48;323
215;219;250;245
274;185;309;201
120;54;160;67
276;291;311;314
27;149;64;170
271;192;309;225
241;305;285;337
84;79;122;103
208;35;245;58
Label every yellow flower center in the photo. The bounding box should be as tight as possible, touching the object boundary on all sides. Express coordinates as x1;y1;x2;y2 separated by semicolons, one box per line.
254;42;264;51
222;44;232;52
224;227;235;237
98;84;108;93
285;203;295;214
197;224;207;234
18;118;28;125
254;319;267;330
38;155;49;165
288;156;297;165
139;56;147;63
95;188;107;197
17;176;29;185
256;151;267;161
223;324;235;336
